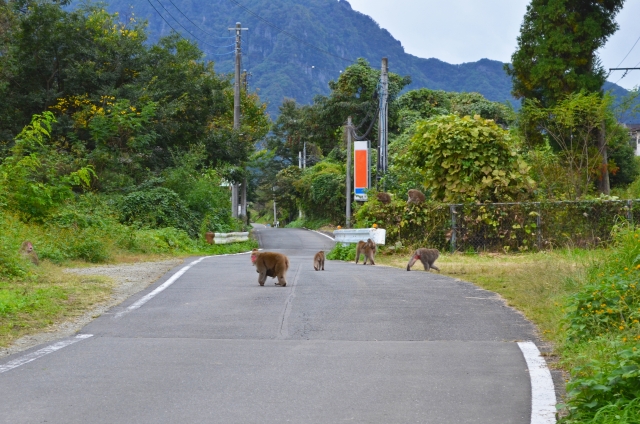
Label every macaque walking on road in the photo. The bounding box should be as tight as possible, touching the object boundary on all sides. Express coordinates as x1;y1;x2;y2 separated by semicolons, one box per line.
406;248;440;272
313;251;325;271
251;249;289;286
355;239;376;265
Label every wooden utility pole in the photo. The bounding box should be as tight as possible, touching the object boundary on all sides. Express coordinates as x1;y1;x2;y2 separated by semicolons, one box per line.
598;121;610;195
229;22;248;219
378;58;389;187
346;117;352;228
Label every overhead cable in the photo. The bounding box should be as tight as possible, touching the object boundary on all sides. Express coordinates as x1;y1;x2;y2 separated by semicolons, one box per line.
615;34;640;68
153;0;238;49
166;0;235;40
227;0;354;64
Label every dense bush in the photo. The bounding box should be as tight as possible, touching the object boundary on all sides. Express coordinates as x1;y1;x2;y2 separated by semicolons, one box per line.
117;187;199;238
560;226;640;422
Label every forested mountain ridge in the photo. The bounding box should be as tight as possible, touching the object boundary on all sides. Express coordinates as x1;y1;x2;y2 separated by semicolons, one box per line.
83;0;518;116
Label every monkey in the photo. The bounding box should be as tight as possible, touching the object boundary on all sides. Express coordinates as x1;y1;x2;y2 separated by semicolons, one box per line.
407;189;426;205
376;192;392;204
313;251;325;271
355;238;376;265
20;241;39;265
406;248;440;272
250;248;289;286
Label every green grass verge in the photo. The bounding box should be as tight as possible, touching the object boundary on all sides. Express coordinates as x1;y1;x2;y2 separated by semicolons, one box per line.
371;233;639;423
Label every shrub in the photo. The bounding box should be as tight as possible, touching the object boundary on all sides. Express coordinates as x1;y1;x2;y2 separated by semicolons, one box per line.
327;243;356;262
118;187;199;238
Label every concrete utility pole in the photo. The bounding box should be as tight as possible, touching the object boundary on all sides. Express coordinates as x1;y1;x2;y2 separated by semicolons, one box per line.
346;117;352;228
378;58;389;186
229;22;248;219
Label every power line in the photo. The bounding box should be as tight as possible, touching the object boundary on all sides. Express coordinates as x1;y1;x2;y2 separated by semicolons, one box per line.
165;0;234;40
615;33;640;68
227;0;354;64
153;0;236;49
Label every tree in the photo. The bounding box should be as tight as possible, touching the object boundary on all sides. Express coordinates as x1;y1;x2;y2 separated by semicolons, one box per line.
506;0;624;107
397;114;534;203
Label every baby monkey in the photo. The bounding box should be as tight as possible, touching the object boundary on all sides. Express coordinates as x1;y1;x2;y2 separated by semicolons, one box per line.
313;251;325;271
406;248;440;272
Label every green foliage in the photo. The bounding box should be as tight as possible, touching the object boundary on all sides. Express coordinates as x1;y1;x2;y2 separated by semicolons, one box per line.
326;243;356;262
559;226;640;422
521;92;627;199
398;114;534;203
117;187;198;238
394;89;515;130
0;111;95;221
295;161;346;224
506;0;625;107
355;199;451;250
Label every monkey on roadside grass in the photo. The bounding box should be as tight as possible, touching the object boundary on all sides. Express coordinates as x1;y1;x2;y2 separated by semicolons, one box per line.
250;249;289;286
376;192;392;204
355;239;376;265
407;189;426;205
313;251;325;271
406;248;440;272
20;241;39;265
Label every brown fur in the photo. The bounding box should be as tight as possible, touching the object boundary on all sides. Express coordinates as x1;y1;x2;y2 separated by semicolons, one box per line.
376;192;392;204
355;238;376;265
20;240;39;265
251;249;289;286
406;248;440;272
407;189;426;204
313;251;325;271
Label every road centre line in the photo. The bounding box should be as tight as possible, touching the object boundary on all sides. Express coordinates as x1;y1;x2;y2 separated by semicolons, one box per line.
517;341;557;424
278;264;301;340
0;334;93;374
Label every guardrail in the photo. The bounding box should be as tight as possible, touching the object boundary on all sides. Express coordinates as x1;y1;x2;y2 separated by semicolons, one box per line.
211;232;250;244
333;228;386;245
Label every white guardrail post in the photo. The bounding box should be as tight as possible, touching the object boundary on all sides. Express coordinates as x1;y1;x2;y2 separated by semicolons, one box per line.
213;232;249;244
333;227;386;245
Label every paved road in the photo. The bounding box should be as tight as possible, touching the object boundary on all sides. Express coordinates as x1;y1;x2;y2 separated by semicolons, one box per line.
0;227;548;423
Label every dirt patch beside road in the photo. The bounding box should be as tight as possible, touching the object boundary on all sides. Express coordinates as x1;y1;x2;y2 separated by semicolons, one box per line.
0;259;184;358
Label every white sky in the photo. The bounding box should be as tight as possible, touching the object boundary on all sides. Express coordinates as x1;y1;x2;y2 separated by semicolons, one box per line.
346;0;640;91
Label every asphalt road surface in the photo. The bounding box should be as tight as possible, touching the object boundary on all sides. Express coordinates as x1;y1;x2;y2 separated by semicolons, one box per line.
0;227;552;423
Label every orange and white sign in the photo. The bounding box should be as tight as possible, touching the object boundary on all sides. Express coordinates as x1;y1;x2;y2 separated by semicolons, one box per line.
354;141;369;201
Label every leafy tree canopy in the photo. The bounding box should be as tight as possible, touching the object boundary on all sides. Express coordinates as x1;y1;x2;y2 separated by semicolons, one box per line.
506;0;625;107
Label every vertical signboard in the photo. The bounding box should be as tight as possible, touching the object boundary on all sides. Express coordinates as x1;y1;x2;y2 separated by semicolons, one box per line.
354;141;369;201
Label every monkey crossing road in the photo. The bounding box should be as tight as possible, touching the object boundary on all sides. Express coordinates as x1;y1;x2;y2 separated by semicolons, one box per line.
0;227;556;423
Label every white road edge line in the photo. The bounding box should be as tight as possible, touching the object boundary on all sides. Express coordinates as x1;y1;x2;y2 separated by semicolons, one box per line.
517;341;557;424
305;228;335;241
0;334;93;374
114;251;255;319
114;256;210;318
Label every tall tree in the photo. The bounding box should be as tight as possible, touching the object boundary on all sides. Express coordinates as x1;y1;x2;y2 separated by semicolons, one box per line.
506;0;624;107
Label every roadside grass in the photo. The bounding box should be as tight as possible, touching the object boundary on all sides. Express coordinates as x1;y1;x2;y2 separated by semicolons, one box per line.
0;262;114;347
366;237;640;422
376;248;604;348
1;209;258;349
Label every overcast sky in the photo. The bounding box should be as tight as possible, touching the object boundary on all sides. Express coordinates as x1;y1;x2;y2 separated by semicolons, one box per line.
346;0;640;91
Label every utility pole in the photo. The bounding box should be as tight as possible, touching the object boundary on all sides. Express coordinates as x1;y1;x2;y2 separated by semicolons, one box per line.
378;58;389;188
346;117;352;228
303;142;307;169
229;22;248;219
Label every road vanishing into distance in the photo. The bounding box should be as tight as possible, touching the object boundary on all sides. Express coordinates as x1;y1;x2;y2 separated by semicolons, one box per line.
0;227;556;423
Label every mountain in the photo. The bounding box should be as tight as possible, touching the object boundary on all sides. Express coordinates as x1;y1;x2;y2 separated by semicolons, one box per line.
79;0;636;120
